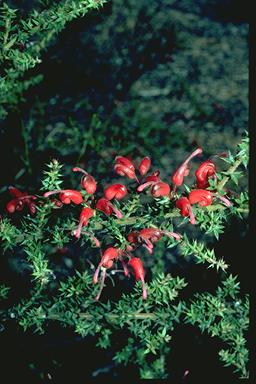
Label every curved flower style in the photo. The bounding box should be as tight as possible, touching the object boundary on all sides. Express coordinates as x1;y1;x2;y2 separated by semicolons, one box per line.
73;167;97;194
44;189;83;205
172;147;203;191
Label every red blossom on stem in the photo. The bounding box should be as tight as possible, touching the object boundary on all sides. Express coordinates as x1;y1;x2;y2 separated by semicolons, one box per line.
114;156;138;181
188;189;213;207
43;189;83;205
6;186;37;214
72;167;97;194
95;198;123;218
175;197;196;224
104;183;127;200
137;171;170;198
127;227;181;254
115;156;135;170
195;160;216;189
172;147;203;192
128;257;147;300
93;247;122;301
137;171;160;192
72;207;95;239
194;161;231;206
151;181;170;197
138;157;151;176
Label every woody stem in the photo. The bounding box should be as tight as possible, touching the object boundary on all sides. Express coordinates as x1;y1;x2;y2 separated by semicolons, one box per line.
217;157;243;191
44;311;158;322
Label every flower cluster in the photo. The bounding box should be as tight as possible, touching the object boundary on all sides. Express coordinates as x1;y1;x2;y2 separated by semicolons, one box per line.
5;149;232;300
6;186;37;214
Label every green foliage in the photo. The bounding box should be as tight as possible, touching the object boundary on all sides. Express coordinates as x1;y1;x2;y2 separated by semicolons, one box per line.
40;158;63;191
185;276;249;378
0;284;10;299
0;217;24;250
0;0;107;119
0;135;249;378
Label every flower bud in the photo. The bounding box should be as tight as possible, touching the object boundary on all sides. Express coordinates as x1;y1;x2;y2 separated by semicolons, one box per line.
138;157;151;176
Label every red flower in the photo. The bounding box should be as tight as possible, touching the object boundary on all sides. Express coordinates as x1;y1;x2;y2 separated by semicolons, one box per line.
44;189;83;205
127;227;181;254
93;247;121;301
137;171;170;198
172;147;202;191
128;257;147;300
72;207;95;239
72;167;97;194
195;160;216;189
95;197;123;218
104;183;127;200
138;157;151;176
151;182;170;197
176;197;196;224
6;186;37;214
114;156;137;180
115;156;135;170
137;171;160;192
188;189;213;207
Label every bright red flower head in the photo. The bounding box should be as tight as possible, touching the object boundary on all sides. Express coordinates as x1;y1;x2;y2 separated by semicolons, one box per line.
138;157;151;176
95;198;123;218
104;183;127;200
72;207;95;239
44;189;83;205
115;156;135;170
127;228;181;254
72;167;97;194
172;147;203;190
137;171;170;198
93;247;122;301
195;160;216;189
176;196;196;224
151;182;170;197
6;186;37;215
188;189;213;207
128;257;147;300
114;156;138;181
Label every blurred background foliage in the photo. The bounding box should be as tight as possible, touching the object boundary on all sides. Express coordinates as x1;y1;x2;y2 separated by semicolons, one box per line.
0;0;248;190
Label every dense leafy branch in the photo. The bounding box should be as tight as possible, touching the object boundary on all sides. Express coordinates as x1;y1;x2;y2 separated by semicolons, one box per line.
0;0;107;119
0;133;249;378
